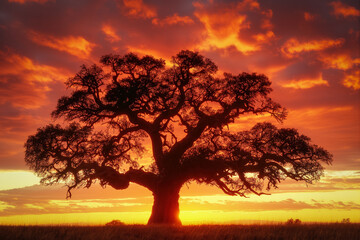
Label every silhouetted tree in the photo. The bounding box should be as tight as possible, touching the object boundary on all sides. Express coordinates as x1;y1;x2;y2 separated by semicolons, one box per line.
25;50;332;225
286;218;302;225
105;220;125;226
341;218;350;224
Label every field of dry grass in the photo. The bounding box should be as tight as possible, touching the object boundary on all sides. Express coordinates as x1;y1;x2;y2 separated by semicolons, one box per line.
0;224;359;240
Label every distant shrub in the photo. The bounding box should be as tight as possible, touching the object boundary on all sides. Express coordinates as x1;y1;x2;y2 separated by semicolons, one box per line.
341;218;350;224
105;220;125;226
286;218;301;225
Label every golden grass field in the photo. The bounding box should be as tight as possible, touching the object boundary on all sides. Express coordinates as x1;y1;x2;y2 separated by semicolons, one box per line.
0;224;359;240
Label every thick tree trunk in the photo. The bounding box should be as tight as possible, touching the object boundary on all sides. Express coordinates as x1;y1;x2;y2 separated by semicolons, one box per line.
147;186;181;225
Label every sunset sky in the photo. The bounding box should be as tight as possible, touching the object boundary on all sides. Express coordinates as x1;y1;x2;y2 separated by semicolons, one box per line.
0;0;359;225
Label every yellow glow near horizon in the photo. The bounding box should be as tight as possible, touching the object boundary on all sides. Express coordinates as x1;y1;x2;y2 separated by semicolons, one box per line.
0;171;40;191
180;209;360;224
1;170;359;225
180;190;360;204
1;207;359;225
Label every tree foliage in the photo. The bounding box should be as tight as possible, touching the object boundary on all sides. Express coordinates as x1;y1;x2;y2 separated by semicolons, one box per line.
25;50;332;224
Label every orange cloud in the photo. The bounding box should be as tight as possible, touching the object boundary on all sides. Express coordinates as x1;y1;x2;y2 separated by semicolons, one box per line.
304;12;315;21
0;51;68;109
193;0;276;54
281;38;344;57
331;1;360;17
152;14;194;26
260;9;273;30
195;6;258;53
343;70;360;90
0;51;65;83
102;24;121;42
261;18;273;29
320;54;360;70
280;75;329;89
28;31;95;59
0;80;48;109
253;31;275;43
123;0;156;19
288;106;353;120
237;0;260;10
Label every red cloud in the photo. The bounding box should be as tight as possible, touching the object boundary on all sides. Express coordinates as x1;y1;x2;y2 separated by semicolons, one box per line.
194;3;257;53
0;50;68;109
102;24;121;43
281;38;345;58
343;70;360;90
304;12;315;21
8;0;49;3
152;14;194;26
320;54;360;70
280;75;329;89
331;1;360;17
28;31;96;59
123;0;157;19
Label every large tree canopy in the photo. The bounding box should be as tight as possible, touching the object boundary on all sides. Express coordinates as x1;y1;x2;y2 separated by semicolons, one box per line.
25;50;332;225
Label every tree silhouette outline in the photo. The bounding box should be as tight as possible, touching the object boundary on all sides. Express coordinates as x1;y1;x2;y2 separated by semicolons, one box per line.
25;50;332;225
